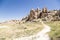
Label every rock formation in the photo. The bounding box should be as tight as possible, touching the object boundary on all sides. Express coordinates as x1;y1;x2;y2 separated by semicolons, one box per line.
22;7;60;21
42;7;48;13
26;8;41;21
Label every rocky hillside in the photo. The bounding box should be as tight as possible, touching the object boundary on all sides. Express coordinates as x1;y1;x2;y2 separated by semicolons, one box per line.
22;7;60;21
0;7;60;24
0;7;60;40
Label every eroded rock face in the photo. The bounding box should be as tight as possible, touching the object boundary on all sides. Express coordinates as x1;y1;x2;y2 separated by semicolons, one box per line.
22;7;60;21
29;9;37;20
26;8;41;21
42;7;48;13
26;8;48;21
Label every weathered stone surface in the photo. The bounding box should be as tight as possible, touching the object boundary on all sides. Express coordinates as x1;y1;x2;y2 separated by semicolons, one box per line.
26;8;41;21
42;7;47;13
22;7;60;21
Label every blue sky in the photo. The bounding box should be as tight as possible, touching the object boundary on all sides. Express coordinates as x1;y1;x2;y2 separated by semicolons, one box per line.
0;0;60;22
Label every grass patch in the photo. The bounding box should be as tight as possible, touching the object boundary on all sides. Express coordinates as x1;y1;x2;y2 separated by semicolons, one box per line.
45;21;60;40
0;21;43;40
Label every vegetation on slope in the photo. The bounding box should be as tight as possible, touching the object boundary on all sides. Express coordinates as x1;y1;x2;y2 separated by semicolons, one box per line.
45;21;60;40
0;21;43;40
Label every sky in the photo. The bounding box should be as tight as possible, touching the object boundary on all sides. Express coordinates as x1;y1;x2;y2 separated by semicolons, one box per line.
0;0;60;22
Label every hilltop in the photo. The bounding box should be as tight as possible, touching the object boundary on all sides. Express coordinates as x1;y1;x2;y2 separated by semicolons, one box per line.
0;7;60;40
22;7;60;21
0;7;60;24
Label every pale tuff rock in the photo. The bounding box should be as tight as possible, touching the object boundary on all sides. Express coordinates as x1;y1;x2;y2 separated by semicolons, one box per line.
42;7;48;13
22;7;60;21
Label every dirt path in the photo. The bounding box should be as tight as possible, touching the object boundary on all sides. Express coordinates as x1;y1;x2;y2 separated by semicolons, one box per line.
13;21;51;40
